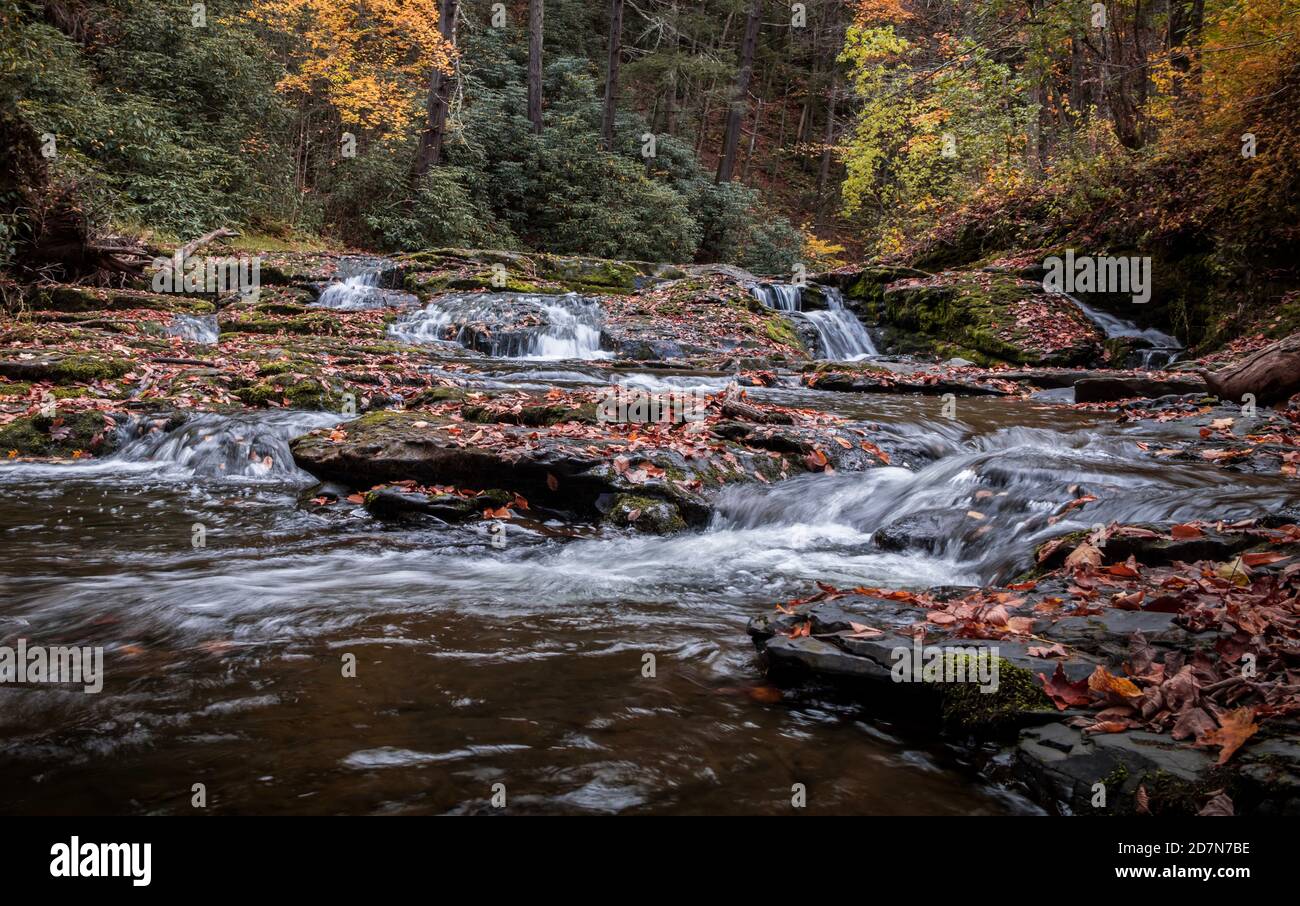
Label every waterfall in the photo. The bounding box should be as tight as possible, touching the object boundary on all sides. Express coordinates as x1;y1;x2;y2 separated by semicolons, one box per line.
388;292;610;360
113;411;344;481
315;261;417;311
1060;292;1182;369
748;283;878;360
803;287;879;360
747;283;801;312
165;314;219;345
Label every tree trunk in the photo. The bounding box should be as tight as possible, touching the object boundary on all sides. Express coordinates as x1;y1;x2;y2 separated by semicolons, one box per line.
528;0;544;135
814;74;838;230
1200;332;1300;407
716;0;761;183
601;0;624;151
411;0;460;179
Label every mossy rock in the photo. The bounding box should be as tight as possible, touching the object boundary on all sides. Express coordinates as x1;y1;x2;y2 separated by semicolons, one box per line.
235;374;345;410
883;274;1080;366
30;285;214;314
220;311;336;336
761;314;806;352
536;254;640;293
252;301;314;317
403;268;558;297
0;355;133;384
0;380;32;397
0;411;120;458
258;254;348;286
461;399;598;427
406;386;470;408
603;494;687;534
939;654;1054;730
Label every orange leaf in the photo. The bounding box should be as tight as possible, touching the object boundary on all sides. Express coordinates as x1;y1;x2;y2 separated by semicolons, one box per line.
1196;707;1259;765
1088;666;1141;701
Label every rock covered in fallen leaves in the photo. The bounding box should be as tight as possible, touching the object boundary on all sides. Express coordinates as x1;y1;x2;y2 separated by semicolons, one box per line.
749;519;1300;814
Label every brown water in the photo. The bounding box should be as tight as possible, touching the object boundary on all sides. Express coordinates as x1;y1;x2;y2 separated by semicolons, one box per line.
1;367;1294;815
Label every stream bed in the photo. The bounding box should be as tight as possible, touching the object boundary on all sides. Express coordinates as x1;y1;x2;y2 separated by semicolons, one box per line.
2;356;1296;815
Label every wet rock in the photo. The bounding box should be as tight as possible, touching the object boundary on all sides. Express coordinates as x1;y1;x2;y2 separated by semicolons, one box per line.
872;510;969;553
0;410;122;457
805;363;1013;397
1015;723;1219;815
1074;374;1206;402
363;487;509;523
600;493;687;534
1034;525;1258;571
291;411;713;525
291;406;883;531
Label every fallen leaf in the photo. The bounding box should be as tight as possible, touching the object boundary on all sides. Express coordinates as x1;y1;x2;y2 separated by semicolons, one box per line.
1195;708;1259;765
1065;542;1103;569
1088;666;1141;702
1038;662;1092;710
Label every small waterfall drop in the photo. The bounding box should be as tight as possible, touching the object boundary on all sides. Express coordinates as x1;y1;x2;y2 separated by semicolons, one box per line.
388;292;609;360
165;314;220;345
1060;292;1182;369
114;411;345;481
314;260;417;311
803;287;879;360
748;283;877;360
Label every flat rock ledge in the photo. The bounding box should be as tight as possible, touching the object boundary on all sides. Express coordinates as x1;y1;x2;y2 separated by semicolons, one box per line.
290;400;895;533
747;521;1300;816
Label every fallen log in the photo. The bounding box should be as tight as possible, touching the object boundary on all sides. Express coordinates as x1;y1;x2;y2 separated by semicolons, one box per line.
1200;331;1300;407
173;227;240;262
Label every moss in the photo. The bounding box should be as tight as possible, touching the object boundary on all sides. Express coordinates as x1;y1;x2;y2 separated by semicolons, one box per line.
42;356;133;383
0;381;31;397
538;254;639;293
255;360;301;376
939;654;1054;730
253;301;312;316
236;374;343;410
32;285;215;314
221;312;335;336
604;494;687;534
0;411;119;458
882;275;1052;365
762;314;805;352
406;386;469;408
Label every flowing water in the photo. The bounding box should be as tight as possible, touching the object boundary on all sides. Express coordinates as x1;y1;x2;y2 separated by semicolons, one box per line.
389;292;610;360
748;283;878;360
165;314;220;345
1061;292;1183;368
3;361;1296;815
802;287;879;360
314;262;418;311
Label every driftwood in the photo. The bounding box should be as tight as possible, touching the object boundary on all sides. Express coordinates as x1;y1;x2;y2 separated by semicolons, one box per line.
720;393;793;424
172;227;239;262
1200;331;1300;407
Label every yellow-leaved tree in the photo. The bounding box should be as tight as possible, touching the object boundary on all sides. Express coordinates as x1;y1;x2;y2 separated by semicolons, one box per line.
245;0;454;141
